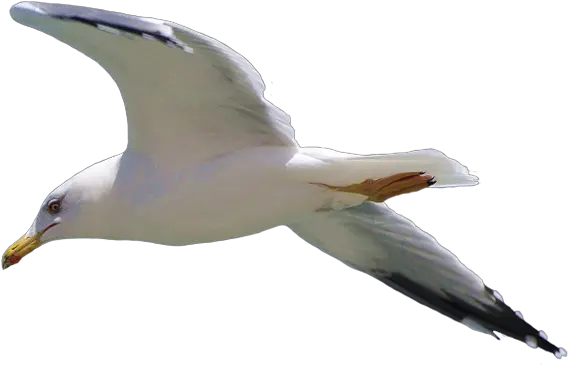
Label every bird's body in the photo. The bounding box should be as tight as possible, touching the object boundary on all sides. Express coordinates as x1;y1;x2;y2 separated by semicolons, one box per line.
3;1;566;360
81;147;321;245
116;150;302;245
50;146;459;245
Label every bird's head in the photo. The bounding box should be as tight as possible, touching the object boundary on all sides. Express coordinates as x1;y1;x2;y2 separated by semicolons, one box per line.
2;159;120;269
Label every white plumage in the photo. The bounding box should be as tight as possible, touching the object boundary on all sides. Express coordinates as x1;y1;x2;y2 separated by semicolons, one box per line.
5;1;565;360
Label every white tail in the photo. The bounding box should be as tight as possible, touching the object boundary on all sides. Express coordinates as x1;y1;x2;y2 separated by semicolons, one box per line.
293;148;478;188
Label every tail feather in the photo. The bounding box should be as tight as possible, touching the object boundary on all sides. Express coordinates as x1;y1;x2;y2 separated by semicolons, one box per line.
297;148;478;188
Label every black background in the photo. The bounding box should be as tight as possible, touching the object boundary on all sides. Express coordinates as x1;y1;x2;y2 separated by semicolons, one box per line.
3;2;568;361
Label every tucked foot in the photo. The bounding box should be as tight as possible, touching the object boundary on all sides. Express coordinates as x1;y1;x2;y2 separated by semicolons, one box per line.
315;171;436;203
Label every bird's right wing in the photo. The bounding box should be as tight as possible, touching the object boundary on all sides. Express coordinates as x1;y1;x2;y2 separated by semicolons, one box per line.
10;2;297;166
287;202;566;359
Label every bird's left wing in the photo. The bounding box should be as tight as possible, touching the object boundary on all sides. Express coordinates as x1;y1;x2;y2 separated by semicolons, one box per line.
10;2;297;165
288;202;566;359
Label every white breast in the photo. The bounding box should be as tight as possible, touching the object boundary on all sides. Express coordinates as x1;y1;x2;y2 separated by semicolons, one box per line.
104;147;326;245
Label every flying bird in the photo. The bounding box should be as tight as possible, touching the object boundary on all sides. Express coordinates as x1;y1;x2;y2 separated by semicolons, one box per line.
4;1;566;359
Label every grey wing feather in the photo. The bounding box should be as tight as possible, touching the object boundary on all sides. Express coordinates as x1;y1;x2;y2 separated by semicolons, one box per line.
10;2;297;164
288;202;565;358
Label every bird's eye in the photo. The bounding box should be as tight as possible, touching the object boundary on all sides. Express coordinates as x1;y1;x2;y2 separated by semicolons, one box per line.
47;199;61;214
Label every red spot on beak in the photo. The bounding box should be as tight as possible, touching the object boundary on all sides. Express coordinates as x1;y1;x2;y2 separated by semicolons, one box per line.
9;255;21;265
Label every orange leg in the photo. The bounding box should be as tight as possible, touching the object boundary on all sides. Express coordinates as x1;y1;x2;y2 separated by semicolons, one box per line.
313;171;436;203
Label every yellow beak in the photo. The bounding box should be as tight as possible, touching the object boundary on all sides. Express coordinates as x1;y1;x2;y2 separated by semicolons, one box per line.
2;222;59;270
2;232;43;270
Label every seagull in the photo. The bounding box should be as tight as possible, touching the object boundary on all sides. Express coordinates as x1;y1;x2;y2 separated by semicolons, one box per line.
4;2;566;359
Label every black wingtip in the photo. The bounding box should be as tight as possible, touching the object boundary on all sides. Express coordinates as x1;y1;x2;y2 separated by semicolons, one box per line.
374;272;565;359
